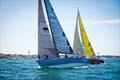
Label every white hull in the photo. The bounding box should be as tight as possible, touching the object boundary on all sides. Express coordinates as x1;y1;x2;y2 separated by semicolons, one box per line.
41;63;87;68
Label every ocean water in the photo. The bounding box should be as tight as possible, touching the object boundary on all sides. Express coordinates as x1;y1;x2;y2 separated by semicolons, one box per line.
0;58;120;80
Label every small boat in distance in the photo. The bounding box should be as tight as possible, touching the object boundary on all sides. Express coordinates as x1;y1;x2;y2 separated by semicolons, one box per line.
73;10;104;64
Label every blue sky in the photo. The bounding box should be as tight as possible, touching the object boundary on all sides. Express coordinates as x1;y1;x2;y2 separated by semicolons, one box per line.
0;0;120;56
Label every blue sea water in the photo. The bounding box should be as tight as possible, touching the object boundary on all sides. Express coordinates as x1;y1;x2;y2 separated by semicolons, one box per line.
0;57;120;80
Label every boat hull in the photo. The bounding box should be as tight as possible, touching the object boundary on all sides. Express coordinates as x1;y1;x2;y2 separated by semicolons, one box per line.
37;57;89;68
88;58;104;64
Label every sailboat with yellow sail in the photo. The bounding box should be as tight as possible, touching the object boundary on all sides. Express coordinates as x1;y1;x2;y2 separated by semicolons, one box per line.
37;0;103;68
73;10;104;64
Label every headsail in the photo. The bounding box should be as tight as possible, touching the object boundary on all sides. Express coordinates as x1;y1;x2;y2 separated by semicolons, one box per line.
78;10;95;57
73;13;84;56
38;0;58;59
44;0;73;54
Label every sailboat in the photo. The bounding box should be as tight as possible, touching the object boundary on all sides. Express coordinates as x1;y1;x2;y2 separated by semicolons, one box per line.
37;0;90;68
73;10;104;64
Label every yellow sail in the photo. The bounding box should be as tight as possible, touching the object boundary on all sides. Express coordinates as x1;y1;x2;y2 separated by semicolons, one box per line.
78;11;95;57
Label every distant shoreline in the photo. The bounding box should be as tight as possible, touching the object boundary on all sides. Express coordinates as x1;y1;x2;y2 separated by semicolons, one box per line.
0;53;37;59
0;53;120;59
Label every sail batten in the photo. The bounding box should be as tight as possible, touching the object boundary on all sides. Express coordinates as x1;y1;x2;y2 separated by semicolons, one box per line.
44;0;73;54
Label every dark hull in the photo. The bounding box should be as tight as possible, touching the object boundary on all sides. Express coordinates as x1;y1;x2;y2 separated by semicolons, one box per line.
88;58;104;64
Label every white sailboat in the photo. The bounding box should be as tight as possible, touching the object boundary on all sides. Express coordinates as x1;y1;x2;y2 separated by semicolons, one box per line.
73;10;104;64
37;0;90;68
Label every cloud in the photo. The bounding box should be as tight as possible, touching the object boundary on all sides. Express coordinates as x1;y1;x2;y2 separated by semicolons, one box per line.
84;19;120;25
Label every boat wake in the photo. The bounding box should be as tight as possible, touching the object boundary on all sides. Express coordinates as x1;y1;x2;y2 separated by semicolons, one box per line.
36;66;41;69
73;65;89;69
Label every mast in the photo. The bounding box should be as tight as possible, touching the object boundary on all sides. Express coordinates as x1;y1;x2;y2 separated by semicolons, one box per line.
73;12;84;56
38;0;58;59
44;0;73;54
78;10;95;57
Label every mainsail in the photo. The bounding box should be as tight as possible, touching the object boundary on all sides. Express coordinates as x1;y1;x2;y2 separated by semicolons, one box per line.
44;0;73;54
78;10;95;57
73;12;84;56
38;0;58;59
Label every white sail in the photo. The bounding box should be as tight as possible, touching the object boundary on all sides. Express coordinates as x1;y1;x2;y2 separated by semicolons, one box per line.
38;0;58;59
73;12;85;56
44;0;73;54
